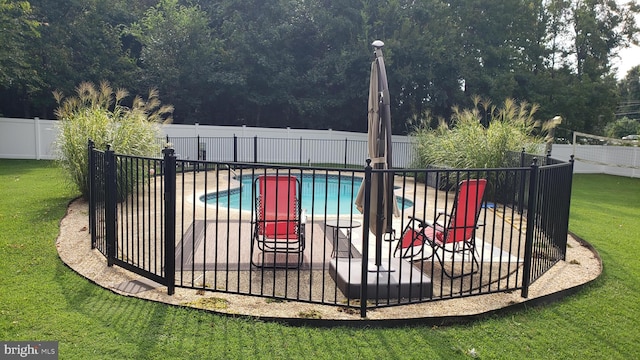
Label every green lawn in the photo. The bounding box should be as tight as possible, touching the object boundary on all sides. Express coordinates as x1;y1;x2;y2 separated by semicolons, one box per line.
1;160;639;359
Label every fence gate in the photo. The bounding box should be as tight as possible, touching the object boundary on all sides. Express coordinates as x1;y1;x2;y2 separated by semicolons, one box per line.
89;142;176;294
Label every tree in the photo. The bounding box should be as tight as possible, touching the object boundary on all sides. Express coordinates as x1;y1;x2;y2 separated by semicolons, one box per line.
128;0;221;124
0;0;145;118
375;0;464;131
604;116;639;138
209;0;311;127
0;0;40;116
571;0;638;80
0;0;39;88
1;0;639;136
617;65;640;121
450;0;545;102
528;0;638;135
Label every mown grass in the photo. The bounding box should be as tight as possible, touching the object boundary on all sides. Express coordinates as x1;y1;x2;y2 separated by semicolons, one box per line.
1;160;638;359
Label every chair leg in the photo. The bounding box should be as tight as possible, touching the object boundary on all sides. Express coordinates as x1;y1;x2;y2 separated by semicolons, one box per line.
250;233;260;268
393;239;402;257
434;241;479;279
400;243;428;259
459;240;480;271
250;240;304;269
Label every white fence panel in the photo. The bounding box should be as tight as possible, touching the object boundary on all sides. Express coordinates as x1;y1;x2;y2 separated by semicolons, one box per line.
551;144;640;178
0;118;58;160
1;117;637;177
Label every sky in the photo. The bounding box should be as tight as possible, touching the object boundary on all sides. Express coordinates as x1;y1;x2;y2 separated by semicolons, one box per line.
613;1;640;79
613;43;640;80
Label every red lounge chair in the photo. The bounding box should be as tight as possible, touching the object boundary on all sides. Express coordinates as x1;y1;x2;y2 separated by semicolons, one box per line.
251;175;305;268
395;179;487;278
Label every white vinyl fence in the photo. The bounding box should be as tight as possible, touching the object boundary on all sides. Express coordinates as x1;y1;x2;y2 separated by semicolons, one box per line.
0;117;59;160
551;144;640;178
1;117;638;178
0;117;412;166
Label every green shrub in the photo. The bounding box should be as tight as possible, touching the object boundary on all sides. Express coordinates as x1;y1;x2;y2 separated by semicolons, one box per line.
604;116;639;139
410;97;557;170
410;97;560;202
54;81;173;199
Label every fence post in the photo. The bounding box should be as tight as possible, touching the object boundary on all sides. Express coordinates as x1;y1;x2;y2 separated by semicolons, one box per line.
34;117;41;160
88;139;96;249
163;146;176;295
253;136;258;163
233;135;238;163
360;159;373;318
344;138;348;168
104;145;117;267
196;134;201;172
517;148;526;214
546;150;551;165
560;155;576;262
521;158;539;298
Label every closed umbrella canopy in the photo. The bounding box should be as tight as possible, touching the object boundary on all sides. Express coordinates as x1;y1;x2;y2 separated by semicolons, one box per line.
355;41;400;266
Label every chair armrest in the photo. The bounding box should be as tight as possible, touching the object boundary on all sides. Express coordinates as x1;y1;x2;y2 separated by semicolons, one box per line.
434;211;448;225
407;215;428;228
407;214;445;229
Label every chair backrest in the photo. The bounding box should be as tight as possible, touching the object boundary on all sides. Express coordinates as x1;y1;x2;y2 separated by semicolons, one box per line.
442;179;486;244
256;175;300;238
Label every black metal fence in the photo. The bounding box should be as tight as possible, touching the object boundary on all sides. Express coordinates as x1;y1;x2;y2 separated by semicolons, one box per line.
89;140;175;294
163;135;416;169
89;139;573;317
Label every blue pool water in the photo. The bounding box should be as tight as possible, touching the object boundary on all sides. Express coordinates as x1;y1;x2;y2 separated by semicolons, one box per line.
200;174;413;215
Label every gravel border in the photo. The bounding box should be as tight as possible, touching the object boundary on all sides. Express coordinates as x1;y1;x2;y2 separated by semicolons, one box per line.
57;198;602;326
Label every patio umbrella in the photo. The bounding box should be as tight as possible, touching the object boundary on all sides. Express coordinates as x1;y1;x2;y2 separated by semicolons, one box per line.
355;40;400;267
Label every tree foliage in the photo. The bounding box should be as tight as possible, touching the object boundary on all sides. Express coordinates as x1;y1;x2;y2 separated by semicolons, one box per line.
604;117;639;138
0;0;40;90
0;0;41;116
617;65;640;121
127;0;221;123
0;0;638;135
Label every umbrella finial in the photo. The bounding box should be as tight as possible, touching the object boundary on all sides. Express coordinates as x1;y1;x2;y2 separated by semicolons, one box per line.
372;40;384;49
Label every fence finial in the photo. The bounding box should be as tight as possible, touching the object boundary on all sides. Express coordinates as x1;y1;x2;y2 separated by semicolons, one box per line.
163;146;175;157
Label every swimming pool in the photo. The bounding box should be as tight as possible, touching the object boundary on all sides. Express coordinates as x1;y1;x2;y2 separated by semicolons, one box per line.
200;174;413;215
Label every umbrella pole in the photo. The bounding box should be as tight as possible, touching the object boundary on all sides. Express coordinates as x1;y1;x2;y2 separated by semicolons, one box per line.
373;41;394;271
375;170;384;267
